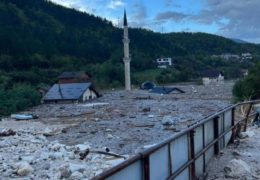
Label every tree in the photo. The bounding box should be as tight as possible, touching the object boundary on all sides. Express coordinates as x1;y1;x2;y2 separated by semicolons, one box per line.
233;62;260;101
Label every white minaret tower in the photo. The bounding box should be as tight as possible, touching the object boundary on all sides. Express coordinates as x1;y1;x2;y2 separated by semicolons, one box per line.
123;10;131;91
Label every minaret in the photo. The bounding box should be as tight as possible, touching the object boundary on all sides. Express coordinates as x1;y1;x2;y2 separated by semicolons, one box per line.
123;10;131;91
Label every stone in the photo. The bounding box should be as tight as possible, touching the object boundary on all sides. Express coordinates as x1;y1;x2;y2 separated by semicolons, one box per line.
43;163;50;170
50;143;61;152
107;134;113;139
75;144;91;151
238;131;255;139
224;159;252;178
162;116;178;125
232;151;241;156
59;164;72;179
105;129;113;132
16;162;34;176
70;171;84;180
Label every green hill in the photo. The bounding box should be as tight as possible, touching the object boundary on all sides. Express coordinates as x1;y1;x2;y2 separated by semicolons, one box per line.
0;0;260;115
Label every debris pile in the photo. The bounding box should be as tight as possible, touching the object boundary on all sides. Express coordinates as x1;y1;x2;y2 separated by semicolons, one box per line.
206;127;260;179
0;128;126;179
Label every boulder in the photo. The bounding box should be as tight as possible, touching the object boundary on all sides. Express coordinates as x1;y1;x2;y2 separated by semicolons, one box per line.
59;164;72;179
70;171;84;180
162;116;178;125
16;162;34;176
224;159;252;178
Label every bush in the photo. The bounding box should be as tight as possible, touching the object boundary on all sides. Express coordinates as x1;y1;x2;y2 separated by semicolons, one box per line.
0;84;41;116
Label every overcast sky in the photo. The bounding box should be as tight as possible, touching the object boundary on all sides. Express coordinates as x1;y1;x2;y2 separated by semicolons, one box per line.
49;0;260;43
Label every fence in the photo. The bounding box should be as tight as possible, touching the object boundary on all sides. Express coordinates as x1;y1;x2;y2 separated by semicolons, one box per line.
93;100;260;180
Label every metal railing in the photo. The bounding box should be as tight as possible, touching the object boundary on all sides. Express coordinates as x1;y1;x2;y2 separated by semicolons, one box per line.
93;100;260;180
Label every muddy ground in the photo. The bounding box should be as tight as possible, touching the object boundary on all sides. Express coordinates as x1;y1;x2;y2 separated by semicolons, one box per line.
0;81;234;179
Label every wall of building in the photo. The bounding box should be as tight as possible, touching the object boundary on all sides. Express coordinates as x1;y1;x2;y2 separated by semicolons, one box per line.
82;89;97;102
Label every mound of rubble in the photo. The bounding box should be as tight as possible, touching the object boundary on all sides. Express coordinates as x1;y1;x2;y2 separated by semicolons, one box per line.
0;127;126;179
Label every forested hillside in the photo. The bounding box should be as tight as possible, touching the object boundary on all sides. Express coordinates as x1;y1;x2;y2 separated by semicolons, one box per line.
0;0;259;115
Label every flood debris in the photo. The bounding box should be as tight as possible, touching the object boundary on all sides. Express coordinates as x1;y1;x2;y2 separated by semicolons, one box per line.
206;127;260;180
142;107;151;112
0;82;234;179
79;149;126;160
128;123;155;128
11;114;38;120
224;159;252;178
0;129;16;137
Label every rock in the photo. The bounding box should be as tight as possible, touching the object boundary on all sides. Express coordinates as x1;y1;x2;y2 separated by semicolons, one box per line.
107;134;113;139
43;163;50;170
50;143;62;152
59;164;72;179
238;131;255;139
162;116;178;125
75;144;91;151
70;171;84;180
105;129;113;132
232;151;241;156
142;107;150;112
224;159;252;178
61;128;67;133
16;162;34;176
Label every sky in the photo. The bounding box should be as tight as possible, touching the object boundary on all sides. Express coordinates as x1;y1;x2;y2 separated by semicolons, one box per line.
49;0;260;43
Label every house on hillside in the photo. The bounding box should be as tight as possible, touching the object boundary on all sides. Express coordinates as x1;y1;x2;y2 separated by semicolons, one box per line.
241;53;253;61
220;54;240;61
202;70;224;85
43;83;100;103
58;71;91;84
156;58;173;68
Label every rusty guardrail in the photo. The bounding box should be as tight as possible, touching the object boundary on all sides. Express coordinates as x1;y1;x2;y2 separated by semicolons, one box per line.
93;100;260;180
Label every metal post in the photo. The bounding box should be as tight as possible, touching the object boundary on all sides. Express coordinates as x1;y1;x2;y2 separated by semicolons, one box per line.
202;124;206;173
143;157;150;180
168;144;172;176
213;117;219;155
189;130;195;180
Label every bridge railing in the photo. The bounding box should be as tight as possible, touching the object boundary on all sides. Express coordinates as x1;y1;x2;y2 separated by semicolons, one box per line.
93;100;260;180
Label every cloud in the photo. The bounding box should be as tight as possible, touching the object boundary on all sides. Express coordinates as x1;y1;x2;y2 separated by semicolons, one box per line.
129;3;148;28
49;0;92;13
155;11;189;22
194;0;260;42
107;0;125;9
164;0;173;6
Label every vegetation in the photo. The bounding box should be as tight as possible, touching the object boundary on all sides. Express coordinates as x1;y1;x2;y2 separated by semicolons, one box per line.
0;0;260;115
233;62;260;101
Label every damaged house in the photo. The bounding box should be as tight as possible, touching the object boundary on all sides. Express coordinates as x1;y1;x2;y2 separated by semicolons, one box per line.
43;83;100;103
202;70;224;85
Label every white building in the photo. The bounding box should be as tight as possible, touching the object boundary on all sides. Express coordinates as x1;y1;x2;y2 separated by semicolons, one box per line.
241;53;253;60
156;57;172;68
